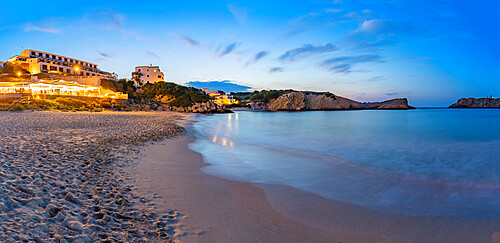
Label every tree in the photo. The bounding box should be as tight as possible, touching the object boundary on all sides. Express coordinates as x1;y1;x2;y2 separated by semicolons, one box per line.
131;72;143;86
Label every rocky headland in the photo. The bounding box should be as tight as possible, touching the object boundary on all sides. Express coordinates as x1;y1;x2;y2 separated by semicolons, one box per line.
449;97;500;108
249;91;414;111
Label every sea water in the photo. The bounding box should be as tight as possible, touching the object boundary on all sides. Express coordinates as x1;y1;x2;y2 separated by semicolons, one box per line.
188;109;500;219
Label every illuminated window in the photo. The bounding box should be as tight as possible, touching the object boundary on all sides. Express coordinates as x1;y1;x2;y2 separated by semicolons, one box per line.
153;70;157;72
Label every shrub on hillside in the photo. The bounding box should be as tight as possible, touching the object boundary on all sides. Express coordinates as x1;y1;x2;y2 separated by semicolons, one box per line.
8;103;26;112
141;82;210;107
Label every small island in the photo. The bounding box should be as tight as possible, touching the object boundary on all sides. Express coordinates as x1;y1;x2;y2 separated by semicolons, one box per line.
449;97;500;108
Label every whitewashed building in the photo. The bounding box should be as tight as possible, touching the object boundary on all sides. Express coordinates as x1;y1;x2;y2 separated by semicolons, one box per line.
132;65;164;85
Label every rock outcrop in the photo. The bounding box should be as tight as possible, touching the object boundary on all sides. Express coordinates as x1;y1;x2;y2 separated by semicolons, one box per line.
363;98;415;110
449;97;500;108
162;100;231;113
250;91;414;111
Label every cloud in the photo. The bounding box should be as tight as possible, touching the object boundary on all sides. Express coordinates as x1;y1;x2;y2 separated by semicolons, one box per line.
326;9;344;14
321;54;383;65
177;35;200;48
327;64;351;73
145;50;161;60
227;4;247;25
365;76;384;82
246;51;269;66
346;19;427;49
99;52;113;58
385;92;399;96
24;23;60;34
217;42;239;57
283;8;372;38
279;43;339;61
185;80;253;93
269;67;284;74
82;8;142;39
319;54;383;73
95;52;116;62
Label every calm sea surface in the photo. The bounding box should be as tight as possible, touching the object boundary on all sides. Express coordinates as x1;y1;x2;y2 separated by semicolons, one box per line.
189;109;500;219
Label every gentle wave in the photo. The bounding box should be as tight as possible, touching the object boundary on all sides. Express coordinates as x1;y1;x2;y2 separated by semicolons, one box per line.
190;109;500;219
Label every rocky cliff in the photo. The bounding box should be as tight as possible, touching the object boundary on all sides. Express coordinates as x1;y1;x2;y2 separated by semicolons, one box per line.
449;97;500;108
249;91;414;111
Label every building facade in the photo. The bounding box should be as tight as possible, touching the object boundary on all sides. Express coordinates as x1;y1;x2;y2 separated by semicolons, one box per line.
200;88;239;105
132;65;164;85
0;61;4;68
8;50;113;78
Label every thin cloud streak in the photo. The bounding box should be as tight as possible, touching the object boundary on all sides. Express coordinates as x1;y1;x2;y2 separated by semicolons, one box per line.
279;43;339;62
269;67;284;73
178;34;200;48
145;50;161;60
24;23;60;34
217;42;239;57
246;51;269;66
319;54;383;74
227;4;247;25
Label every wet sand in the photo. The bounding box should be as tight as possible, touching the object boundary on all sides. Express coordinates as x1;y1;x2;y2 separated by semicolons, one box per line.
131;116;500;243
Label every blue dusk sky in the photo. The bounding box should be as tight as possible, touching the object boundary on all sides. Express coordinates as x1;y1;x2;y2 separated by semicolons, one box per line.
0;0;498;106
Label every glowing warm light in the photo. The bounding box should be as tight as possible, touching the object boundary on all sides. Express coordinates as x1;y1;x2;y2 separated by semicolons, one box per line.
17;72;21;77
222;138;227;146
212;136;217;143
0;80;127;100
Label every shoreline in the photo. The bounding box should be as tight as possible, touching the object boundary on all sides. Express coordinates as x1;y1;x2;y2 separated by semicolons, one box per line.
129;118;389;242
131;114;500;242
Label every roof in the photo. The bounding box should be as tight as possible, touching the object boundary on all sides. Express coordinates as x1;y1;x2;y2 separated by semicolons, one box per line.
135;65;160;68
22;49;98;66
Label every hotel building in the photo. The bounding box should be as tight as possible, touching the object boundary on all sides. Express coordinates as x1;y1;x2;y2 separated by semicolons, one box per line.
8;50;113;78
132;65;164;85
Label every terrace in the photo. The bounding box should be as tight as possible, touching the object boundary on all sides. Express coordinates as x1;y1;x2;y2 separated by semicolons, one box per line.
0;80;127;100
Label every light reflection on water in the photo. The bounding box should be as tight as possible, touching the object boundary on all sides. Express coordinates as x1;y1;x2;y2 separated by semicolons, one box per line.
189;109;500;219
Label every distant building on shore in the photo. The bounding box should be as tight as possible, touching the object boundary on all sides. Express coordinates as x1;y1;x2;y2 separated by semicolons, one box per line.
8;50;113;78
132;65;164;86
0;61;4;68
200;88;239;105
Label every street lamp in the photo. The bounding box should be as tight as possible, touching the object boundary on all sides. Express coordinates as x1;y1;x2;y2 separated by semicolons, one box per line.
74;66;79;76
17;72;21;77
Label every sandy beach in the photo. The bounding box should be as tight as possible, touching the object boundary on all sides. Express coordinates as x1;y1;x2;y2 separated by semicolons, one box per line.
0;111;186;242
2;110;499;242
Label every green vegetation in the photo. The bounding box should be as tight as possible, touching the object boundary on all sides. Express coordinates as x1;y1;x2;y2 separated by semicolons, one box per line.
248;90;293;103
142;82;210;107
231;89;336;103
0;64;30;75
98;79;211;107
